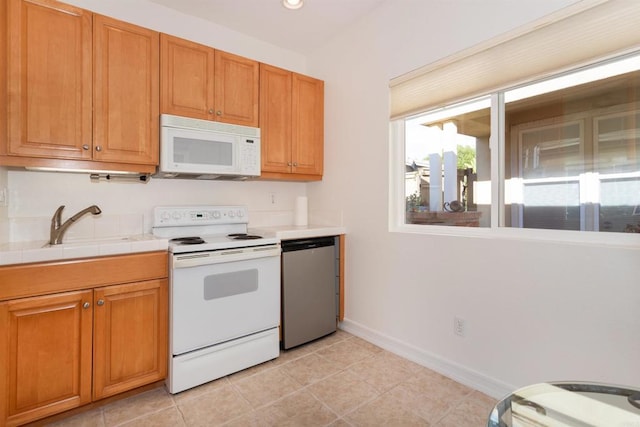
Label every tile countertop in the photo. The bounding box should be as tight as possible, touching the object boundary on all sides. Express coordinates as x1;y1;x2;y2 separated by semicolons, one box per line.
251;225;346;240
0;234;169;266
0;225;345;266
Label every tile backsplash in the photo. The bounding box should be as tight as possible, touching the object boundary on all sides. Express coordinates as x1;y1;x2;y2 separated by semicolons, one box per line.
9;213;145;243
6;209;342;243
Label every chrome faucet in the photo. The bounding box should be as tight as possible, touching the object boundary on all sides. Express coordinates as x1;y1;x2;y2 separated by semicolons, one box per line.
49;205;102;245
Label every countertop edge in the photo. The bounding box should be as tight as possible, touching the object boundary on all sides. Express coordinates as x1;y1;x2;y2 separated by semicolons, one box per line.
252;225;346;240
0;235;169;266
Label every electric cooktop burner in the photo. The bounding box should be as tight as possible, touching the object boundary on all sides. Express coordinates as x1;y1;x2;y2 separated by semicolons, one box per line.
227;233;263;240
170;236;205;245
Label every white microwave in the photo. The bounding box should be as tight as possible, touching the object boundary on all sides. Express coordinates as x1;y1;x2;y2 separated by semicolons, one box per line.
157;114;261;179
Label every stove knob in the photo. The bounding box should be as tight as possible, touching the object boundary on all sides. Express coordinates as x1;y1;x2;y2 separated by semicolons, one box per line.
228;211;235;218
172;211;182;220
236;210;244;218
212;210;221;219
160;211;171;221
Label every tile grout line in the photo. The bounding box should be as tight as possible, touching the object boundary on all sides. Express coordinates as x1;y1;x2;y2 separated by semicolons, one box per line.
216;334;378;426
152;336;408;425
61;330;494;426
109;396;178;427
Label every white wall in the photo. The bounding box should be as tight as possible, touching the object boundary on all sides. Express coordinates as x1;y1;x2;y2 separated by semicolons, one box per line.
308;0;640;397
63;0;308;73
1;0;311;242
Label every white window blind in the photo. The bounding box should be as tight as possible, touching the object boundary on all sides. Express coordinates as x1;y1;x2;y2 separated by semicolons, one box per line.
389;0;640;119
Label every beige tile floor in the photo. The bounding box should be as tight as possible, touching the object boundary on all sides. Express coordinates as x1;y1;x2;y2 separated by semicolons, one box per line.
48;330;496;426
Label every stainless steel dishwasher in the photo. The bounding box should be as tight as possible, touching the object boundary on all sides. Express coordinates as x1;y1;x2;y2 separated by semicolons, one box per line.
281;236;337;349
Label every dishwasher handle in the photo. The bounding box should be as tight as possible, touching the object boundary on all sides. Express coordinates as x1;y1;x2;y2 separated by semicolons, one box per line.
281;236;336;252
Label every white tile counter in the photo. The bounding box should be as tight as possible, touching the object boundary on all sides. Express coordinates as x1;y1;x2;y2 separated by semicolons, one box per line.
0;234;169;266
0;225;345;265
251;225;346;240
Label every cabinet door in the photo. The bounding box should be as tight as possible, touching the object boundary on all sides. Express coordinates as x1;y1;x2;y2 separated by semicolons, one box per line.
6;0;92;160
160;34;215;120
0;0;6;153
260;64;293;174
93;279;168;400
93;15;159;165
214;50;260;127
1;291;93;427
292;73;324;176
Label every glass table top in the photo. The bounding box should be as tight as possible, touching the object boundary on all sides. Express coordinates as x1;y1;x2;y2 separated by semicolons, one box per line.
488;382;640;427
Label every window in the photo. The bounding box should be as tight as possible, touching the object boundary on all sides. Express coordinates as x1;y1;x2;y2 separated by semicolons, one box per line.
389;1;640;238
404;97;491;227
504;62;640;233
393;53;640;234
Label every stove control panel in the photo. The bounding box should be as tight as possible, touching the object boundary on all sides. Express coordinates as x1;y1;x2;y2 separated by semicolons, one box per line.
154;206;248;227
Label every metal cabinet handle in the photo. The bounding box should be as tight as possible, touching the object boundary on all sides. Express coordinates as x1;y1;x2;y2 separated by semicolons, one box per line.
95;146;102;152
83;302;90;309
97;299;105;306
287;162;292;166
208;108;214;114
82;144;90;150
216;110;222;116
293;162;298;167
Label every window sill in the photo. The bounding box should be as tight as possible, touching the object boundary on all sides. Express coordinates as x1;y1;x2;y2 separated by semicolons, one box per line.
406;211;482;227
391;221;640;249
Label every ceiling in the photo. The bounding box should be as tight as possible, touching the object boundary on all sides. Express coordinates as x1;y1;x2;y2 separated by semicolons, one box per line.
148;0;387;55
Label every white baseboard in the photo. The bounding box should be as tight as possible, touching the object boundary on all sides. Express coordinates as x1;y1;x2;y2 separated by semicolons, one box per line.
339;318;515;400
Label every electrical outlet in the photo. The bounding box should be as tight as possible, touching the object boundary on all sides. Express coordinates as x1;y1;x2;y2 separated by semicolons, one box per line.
0;188;7;207
269;192;276;205
454;316;465;337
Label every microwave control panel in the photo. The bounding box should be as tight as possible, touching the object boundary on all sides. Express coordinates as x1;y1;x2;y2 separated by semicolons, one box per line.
240;138;261;175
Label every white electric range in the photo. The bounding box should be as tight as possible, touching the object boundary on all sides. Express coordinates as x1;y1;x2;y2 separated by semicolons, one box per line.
152;205;281;394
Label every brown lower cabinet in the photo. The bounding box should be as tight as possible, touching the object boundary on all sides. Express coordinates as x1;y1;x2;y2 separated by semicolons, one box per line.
1;290;93;426
93;280;168;401
0;253;168;427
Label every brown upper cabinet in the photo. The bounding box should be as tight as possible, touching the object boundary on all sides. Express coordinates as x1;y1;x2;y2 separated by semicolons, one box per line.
2;0;324;180
260;64;324;180
6;0;92;161
2;0;159;173
160;34;260;127
93;15;159;166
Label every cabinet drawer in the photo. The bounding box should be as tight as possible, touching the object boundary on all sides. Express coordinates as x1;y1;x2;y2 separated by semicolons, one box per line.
0;251;168;301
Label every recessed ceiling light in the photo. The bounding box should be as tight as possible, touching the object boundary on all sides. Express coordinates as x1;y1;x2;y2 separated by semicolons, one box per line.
282;0;304;10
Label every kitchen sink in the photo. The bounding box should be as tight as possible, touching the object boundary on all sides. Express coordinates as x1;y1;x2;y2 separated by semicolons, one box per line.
0;235;169;266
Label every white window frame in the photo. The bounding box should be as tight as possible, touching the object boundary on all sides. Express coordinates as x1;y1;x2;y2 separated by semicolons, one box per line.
389;62;640;248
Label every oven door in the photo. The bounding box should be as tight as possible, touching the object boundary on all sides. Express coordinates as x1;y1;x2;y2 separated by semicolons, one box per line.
170;245;280;356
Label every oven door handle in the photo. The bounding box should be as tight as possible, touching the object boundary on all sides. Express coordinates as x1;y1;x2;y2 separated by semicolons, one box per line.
172;245;281;269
